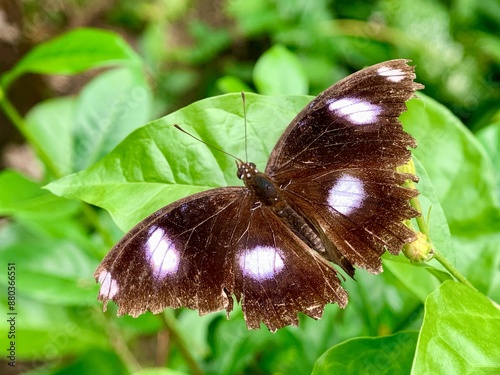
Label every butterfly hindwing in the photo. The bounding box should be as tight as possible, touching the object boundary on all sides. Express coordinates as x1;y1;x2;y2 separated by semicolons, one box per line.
280;168;418;274
235;203;347;330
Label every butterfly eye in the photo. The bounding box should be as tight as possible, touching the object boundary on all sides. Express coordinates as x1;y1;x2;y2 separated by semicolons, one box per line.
237;167;245;180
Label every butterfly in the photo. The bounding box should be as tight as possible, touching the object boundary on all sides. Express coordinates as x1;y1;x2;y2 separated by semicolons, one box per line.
95;59;423;332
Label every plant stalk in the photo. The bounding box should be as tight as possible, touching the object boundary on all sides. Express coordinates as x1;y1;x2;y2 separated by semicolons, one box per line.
0;86;62;178
160;312;204;375
408;182;476;290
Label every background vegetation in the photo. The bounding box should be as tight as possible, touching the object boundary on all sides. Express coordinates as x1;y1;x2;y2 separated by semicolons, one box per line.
0;0;499;374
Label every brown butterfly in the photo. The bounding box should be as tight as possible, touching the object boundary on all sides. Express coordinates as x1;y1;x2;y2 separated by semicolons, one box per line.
95;59;423;332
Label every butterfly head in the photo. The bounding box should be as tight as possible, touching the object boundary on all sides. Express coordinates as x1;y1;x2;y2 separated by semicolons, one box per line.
236;160;259;181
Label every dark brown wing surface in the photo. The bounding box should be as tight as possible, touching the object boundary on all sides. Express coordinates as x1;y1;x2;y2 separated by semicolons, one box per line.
265;59;422;274
95;187;347;331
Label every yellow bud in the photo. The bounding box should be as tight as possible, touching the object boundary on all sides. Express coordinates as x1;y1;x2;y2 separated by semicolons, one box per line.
403;232;433;262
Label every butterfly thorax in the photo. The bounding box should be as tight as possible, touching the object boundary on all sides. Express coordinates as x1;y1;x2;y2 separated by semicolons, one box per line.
237;161;280;206
237;160;326;255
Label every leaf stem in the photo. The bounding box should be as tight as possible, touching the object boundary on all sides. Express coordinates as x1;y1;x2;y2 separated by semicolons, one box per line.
0;85;62;178
1;85;116;250
81;203;116;249
432;251;476;290
159;311;204;375
96;308;142;373
407;181;476;290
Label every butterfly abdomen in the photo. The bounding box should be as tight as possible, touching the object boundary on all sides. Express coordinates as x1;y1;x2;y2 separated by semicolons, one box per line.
274;202;325;253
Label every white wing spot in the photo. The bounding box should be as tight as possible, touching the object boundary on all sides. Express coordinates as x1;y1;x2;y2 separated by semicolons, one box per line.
98;270;119;299
328;175;366;215
145;225;180;279
377;66;405;82
239;246;284;280
328;97;381;125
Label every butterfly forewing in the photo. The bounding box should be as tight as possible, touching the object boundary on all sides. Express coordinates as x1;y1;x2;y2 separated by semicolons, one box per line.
266;59;422;177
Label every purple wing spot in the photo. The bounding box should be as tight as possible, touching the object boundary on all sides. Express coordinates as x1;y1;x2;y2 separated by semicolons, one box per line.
377;66;405;82
327;97;382;125
98;270;119;299
145;225;180;279
328;175;366;215
239;246;284;280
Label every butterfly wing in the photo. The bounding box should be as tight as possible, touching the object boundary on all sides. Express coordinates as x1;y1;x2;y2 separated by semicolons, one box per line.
95;187;347;331
265;59;422;273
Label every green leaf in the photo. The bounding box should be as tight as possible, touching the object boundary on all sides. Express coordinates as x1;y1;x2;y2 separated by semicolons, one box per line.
216;75;253;94
1;28;141;88
46;93;312;231
0;170;78;218
402;94;498;233
134;369;189;375
404;95;500;295
411;157;453;261
253;45;308;95
26;97;76;176
0;296;104;359
476;122;500;200
73;67;152;171
412;281;500;374
0;224;98;305
312;331;419;374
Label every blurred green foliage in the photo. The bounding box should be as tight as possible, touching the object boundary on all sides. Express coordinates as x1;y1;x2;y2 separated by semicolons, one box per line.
1;0;499;374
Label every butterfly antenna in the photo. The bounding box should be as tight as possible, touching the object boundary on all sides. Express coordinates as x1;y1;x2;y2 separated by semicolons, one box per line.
241;92;248;163
173;125;242;162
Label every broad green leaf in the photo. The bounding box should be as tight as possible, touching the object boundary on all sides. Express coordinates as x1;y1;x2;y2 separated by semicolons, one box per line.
402;95;498;233
404;95;500;296
476;122;500;199
46;93;311;231
0;296;105;359
312;331;419;374
1;28;141;88
253;45;308;95
216;75;253;94
0;170;78;218
411;157;453;261
0;224;97;305
73;67;152;171
134;369;188;375
49;349;128;375
412;281;500;374
26;97;76;176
